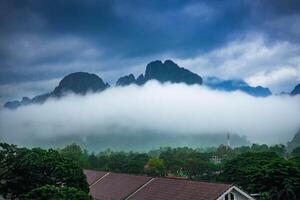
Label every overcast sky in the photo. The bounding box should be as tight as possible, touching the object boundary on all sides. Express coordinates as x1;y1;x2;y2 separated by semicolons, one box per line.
1;0;300;103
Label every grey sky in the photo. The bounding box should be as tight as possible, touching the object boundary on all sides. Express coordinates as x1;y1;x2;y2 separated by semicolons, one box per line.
0;0;300;102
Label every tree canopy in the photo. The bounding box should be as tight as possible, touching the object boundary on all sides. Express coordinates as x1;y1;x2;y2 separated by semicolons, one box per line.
222;151;300;199
0;143;89;199
20;185;92;200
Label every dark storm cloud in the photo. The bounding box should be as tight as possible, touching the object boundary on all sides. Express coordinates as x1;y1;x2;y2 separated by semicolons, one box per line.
0;0;299;93
0;0;248;57
247;0;300;43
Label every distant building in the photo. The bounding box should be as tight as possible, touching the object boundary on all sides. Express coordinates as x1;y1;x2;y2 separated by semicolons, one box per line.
210;155;222;164
84;169;255;200
227;133;231;149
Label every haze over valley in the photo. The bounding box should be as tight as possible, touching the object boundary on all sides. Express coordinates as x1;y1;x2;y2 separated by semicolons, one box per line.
1;60;299;151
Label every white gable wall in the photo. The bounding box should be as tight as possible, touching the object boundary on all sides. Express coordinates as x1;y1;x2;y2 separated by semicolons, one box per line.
217;186;255;200
232;189;251;200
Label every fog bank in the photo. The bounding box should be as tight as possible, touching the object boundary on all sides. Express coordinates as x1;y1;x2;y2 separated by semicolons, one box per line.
0;81;299;150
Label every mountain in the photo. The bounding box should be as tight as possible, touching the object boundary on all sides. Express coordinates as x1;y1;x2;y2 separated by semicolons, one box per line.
291;83;300;96
116;60;271;97
144;60;203;85
204;77;272;97
116;60;203;86
4;60;276;109
4;72;109;109
4;97;32;109
116;74;137;86
52;72;109;96
287;129;300;151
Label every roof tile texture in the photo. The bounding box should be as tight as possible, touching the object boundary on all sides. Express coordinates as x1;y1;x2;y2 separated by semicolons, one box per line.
89;172;152;200
129;178;231;200
84;169;107;185
85;170;231;200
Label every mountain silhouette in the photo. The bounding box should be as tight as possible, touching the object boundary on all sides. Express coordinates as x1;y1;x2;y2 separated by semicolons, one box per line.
4;60;276;109
4;72;109;109
291;83;300;96
204;77;272;97
287;129;300;151
116;60;203;86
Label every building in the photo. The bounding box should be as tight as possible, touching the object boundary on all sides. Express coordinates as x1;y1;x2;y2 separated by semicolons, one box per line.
210;155;222;164
84;169;255;200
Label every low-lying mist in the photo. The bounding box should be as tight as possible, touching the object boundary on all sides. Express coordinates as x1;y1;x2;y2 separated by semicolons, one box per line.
0;81;299;151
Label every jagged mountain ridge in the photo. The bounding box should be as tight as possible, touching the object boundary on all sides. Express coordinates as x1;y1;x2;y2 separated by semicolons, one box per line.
5;60;203;109
116;60;203;86
4;60;276;109
291;84;300;96
52;72;109;96
287;129;300;151
117;63;272;97
204;77;272;97
4;72;109;109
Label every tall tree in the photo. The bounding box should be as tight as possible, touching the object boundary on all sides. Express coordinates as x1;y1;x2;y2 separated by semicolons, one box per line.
59;143;87;166
0;143;89;199
20;185;92;200
291;147;300;164
145;158;167;177
222;151;300;200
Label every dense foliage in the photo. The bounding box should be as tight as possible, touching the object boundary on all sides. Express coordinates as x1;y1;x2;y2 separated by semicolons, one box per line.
20;185;92;200
291;147;300;164
222;152;300;199
1;142;300;200
144;158;167;177
76;143;299;199
0;143;89;199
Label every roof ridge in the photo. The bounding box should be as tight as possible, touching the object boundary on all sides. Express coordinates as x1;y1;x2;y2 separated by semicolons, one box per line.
124;178;156;200
84;169;231;186
89;172;110;188
159;176;231;186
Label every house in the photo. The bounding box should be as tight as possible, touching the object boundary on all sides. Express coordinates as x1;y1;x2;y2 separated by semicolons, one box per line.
210;155;222;164
84;169;255;200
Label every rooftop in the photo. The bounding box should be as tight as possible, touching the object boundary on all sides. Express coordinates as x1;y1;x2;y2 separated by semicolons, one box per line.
84;170;235;200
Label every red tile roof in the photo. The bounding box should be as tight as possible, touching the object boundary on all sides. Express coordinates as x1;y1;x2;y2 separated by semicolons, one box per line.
89;172;152;200
85;170;232;200
129;178;231;200
83;169;107;185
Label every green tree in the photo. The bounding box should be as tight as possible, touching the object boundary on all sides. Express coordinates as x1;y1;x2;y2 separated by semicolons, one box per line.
20;185;92;200
59;143;84;165
222;151;300;200
222;151;278;191
105;152;128;173
0;143;89;199
159;147;210;175
251;143;269;152
291;147;300;164
87;153;98;169
159;147;183;174
125;153;149;174
233;146;251;154
145;158;167;177
254;159;300;199
269;144;287;157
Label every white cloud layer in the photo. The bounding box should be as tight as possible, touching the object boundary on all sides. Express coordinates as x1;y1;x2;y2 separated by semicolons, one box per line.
0;81;299;148
246;67;300;92
174;35;300;93
0;79;60;106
